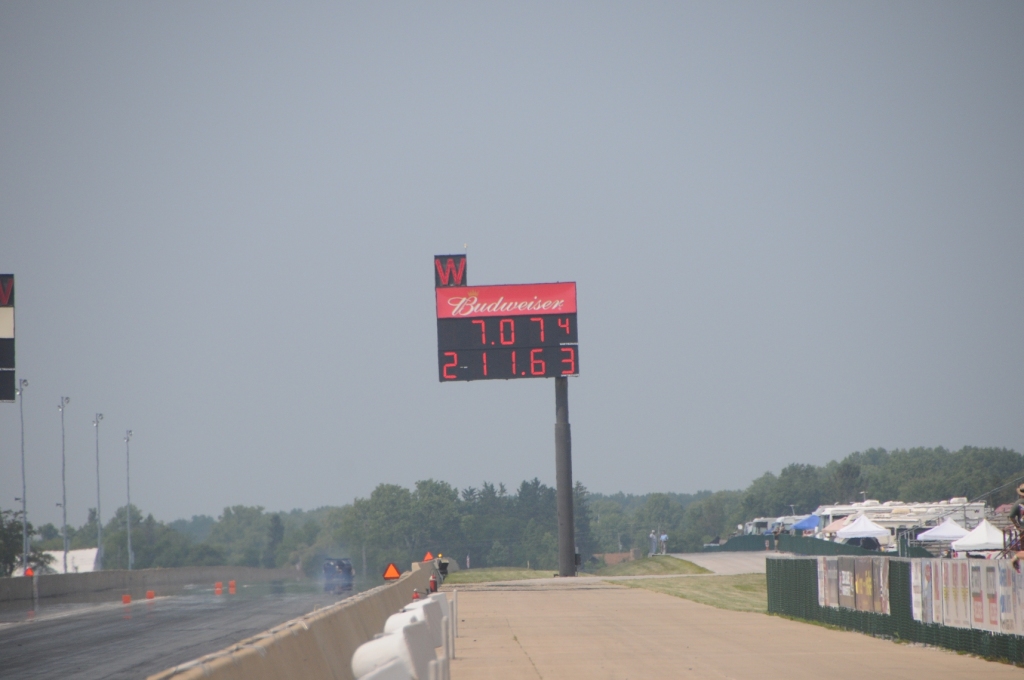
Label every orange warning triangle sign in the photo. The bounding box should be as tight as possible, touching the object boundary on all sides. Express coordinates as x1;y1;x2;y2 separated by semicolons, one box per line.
382;563;401;580
423;551;434;561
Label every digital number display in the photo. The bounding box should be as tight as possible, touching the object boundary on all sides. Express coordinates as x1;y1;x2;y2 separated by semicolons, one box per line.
438;346;579;381
435;278;579;382
437;314;578;350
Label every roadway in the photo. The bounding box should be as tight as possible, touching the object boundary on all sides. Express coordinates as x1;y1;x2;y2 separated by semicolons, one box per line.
0;581;346;680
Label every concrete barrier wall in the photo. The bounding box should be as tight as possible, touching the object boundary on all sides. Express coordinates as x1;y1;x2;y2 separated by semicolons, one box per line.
147;562;437;680
1;565;304;604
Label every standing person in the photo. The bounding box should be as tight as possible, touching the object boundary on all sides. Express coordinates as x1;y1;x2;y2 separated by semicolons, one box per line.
648;530;657;557
660;533;668;555
1010;484;1024;531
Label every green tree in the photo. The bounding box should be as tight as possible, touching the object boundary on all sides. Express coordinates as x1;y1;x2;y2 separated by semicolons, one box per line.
1;509;52;576
262;514;285;568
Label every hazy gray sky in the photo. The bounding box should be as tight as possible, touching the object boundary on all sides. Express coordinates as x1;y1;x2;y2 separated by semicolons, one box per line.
2;2;1022;528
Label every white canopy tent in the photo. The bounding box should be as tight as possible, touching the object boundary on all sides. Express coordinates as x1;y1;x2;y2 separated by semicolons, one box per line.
836;515;889;539
916;517;969;542
951;519;1005;552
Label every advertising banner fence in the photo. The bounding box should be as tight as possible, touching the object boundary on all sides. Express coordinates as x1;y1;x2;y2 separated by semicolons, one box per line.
788;556;1024;665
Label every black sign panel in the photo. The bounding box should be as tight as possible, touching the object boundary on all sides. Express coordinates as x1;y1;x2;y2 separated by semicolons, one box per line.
434;255;467;288
437;313;577;350
0;339;13;369
0;371;13;401
438;345;579;381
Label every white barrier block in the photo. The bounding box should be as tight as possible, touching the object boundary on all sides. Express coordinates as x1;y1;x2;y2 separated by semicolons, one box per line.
429;592;450;620
384;609;426;636
352;620;434;680
401;599;443;648
360;658;413;680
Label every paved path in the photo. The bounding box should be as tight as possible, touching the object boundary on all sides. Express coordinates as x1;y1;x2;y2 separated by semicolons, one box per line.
448;582;1021;679
668;551;768;574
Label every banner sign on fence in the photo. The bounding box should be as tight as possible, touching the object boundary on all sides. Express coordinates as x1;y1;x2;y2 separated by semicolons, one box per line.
854;557;874;612
941;559;970;629
911;560;923;622
827;557;839;608
877;558;890;615
838;556;856;610
968;563;1001;632
912;559;946;625
817;557;827;607
998;561;1016;634
930;559;944;625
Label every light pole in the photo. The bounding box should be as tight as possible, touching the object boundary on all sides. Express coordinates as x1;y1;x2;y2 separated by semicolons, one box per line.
17;379;28;572
58;396;70;574
124;429;133;570
93;413;104;570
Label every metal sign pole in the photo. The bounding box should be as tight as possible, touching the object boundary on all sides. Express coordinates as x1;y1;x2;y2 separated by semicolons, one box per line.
555;376;575;576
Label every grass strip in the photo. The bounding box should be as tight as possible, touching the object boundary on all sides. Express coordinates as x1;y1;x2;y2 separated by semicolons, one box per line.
614;573;767;613
442;567;556;584
594;555;710;577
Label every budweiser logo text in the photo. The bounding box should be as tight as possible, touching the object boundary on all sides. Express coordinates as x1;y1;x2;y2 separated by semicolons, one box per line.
445;294;566;316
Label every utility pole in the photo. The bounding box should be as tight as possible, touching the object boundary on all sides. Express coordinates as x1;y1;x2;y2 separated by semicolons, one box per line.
124;430;133;570
554;376;575;577
17;379;28;572
58;396;70;574
93;413;104;570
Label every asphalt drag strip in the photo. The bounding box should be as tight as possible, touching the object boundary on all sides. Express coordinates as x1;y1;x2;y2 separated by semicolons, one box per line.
0;582;345;680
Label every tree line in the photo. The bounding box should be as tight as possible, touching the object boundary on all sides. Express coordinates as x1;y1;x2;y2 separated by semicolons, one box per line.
3;446;1020;578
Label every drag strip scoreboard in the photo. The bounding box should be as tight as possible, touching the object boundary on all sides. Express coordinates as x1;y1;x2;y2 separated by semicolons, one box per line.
0;275;13;401
434;255;579;381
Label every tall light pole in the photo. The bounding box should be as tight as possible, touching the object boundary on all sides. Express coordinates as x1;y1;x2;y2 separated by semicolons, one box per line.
93;413;104;570
17;379;28;573
124;429;133;570
58;396;70;574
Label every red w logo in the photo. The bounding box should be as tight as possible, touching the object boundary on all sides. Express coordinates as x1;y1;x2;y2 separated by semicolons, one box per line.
434;256;467;287
0;277;12;306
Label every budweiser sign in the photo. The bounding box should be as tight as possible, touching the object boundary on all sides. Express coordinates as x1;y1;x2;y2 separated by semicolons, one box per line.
436;282;577;319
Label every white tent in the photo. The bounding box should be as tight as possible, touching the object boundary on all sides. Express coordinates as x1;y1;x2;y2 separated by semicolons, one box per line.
836;515;889;539
951;519;1005;551
916;517;969;542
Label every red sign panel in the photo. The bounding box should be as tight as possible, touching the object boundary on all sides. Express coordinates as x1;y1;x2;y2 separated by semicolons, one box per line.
436;282;576;319
434;255;467;287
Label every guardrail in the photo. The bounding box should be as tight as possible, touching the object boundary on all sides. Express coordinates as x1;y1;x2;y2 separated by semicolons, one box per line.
767;555;1024;664
147;561;438;680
